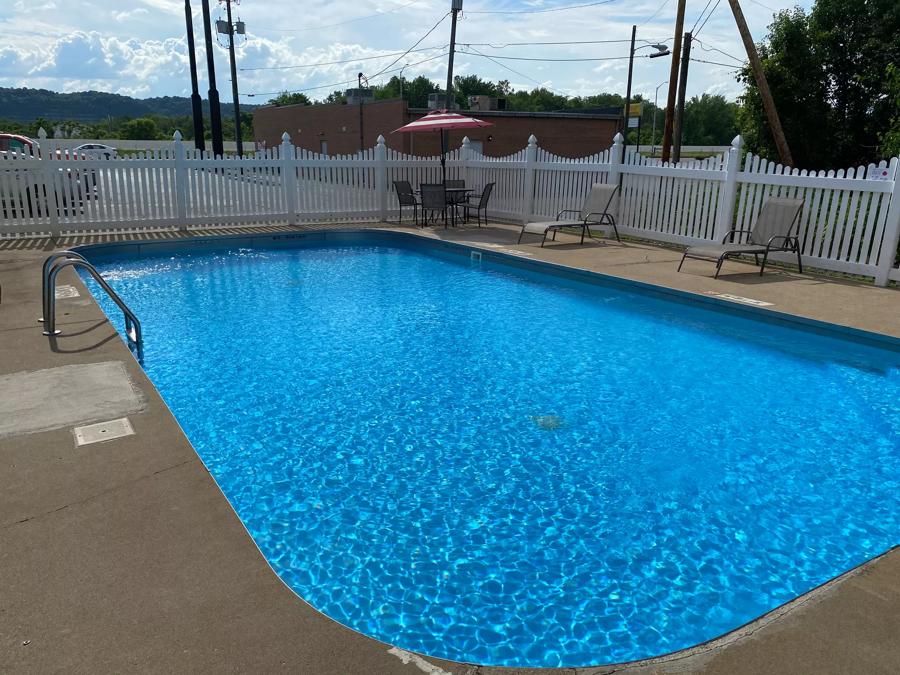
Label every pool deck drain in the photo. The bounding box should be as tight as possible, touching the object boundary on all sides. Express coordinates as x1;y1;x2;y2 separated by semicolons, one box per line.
0;222;898;674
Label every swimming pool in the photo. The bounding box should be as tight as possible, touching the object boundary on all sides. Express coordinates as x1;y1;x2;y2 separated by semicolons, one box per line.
80;231;900;668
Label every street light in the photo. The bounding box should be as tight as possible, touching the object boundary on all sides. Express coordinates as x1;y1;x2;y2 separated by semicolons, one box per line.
399;63;410;103
623;25;670;150
651;79;668;157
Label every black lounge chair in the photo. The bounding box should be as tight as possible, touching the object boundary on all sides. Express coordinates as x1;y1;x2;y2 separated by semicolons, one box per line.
518;183;620;246
678;197;804;278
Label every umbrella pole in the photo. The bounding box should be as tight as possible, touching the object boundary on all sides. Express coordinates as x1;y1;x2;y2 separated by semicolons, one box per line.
440;129;447;226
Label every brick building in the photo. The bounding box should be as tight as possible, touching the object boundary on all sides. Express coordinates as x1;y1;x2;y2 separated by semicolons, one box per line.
252;98;621;158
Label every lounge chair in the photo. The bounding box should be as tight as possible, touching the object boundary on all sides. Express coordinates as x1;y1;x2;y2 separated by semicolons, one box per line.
393;180;419;226
463;182;494;227
678;197;804;278
517;183;620;246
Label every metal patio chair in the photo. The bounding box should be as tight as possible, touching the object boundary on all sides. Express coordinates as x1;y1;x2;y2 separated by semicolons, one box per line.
419;183;448;228
393;180;419;226
678;197;805;278
463;182;494;227
518;183;620;246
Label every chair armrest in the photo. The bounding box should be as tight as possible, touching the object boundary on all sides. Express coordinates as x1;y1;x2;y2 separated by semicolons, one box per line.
556;209;581;221
722;228;755;243
765;235;797;250
582;211;611;223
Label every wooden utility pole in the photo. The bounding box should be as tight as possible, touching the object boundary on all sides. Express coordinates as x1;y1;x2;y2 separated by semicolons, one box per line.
672;32;692;163
727;0;793;165
224;0;243;156
660;0;686;163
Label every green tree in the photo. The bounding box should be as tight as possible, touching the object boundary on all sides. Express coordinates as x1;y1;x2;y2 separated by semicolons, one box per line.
120;117;159;140
739;0;900;167
322;90;347;105
268;91;311;106
682;94;739;145
880;64;900;157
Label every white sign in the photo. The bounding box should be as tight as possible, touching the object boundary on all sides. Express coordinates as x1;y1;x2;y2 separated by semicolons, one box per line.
628;117;640;128
872;167;891;181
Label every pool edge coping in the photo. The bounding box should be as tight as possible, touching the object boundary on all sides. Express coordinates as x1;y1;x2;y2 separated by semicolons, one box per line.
67;226;900;672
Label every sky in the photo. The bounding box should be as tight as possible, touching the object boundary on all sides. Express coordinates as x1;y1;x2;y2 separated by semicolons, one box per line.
0;0;814;105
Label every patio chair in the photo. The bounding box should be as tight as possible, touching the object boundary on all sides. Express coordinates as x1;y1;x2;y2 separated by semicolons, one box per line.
677;197;804;278
517;183;620;247
463;182;494;227
393;180;419;226
420;183;448;228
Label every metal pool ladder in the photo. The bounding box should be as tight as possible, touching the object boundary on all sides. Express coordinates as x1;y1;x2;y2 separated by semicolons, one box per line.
41;251;143;356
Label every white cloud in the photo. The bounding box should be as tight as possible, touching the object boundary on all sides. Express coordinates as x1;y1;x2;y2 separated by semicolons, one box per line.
0;0;812;103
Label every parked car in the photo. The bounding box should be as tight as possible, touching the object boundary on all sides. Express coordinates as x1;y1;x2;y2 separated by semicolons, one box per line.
0;133;88;218
74;143;117;159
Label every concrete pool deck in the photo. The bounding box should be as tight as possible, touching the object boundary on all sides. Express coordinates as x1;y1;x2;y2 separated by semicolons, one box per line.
0;221;898;674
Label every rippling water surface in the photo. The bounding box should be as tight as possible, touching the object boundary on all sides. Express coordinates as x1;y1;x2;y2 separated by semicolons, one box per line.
85;239;900;667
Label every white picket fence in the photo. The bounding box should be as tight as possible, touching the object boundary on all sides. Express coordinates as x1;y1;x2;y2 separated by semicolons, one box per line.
1;128;899;286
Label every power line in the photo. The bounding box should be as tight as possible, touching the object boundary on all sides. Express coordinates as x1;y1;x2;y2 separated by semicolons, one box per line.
690;56;742;69
690;0;714;32
692;37;744;64
639;0;672;26
467;0;617;14
244;50;449;98
370;11;450;79
745;0;777;11
251;0;426;33
458;50;632;62
693;0;723;36
460;46;569;95
239;45;446;72
460;38;667;47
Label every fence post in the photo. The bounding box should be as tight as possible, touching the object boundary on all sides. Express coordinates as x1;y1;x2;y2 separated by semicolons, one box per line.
714;135;743;242
874;158;900;287
460;136;472;189
173;131;188;230
37;128;60;235
281;132;297;225
375;134;388;222
522;134;538;223
608;133;624;185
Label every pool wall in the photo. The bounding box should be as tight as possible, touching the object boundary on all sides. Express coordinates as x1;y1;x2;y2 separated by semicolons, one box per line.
75;228;900;354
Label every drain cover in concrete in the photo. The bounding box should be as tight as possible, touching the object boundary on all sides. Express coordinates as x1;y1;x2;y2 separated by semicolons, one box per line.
54;284;80;299
0;361;145;439
74;417;135;446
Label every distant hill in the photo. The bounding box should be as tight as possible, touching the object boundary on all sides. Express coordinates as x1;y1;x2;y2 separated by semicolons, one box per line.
0;87;257;123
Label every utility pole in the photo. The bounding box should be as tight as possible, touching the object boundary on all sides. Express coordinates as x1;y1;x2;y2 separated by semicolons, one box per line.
444;0;462;110
358;72;366;152
200;0;224;157
727;0;793;165
661;0;686;163
672;31;692;164
184;0;205;151
224;0;243;156
622;24;636;150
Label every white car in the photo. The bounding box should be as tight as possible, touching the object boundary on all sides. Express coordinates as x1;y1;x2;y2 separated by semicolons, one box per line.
74;143;117;159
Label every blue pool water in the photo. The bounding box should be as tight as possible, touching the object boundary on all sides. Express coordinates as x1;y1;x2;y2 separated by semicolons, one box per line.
82;235;900;667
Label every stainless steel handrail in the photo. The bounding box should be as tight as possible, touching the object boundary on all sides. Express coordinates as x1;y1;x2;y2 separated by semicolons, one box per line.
43;258;143;351
39;250;88;322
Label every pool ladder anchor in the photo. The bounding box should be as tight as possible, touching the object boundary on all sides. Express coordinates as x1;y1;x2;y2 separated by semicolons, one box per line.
40;251;144;359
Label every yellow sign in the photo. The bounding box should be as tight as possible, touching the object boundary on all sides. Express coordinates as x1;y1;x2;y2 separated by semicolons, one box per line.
628;102;643;117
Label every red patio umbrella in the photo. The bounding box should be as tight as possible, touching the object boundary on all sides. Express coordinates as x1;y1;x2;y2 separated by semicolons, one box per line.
392;110;493;183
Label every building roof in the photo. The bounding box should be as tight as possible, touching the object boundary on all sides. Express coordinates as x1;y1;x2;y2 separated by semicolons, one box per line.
407;107;621;120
